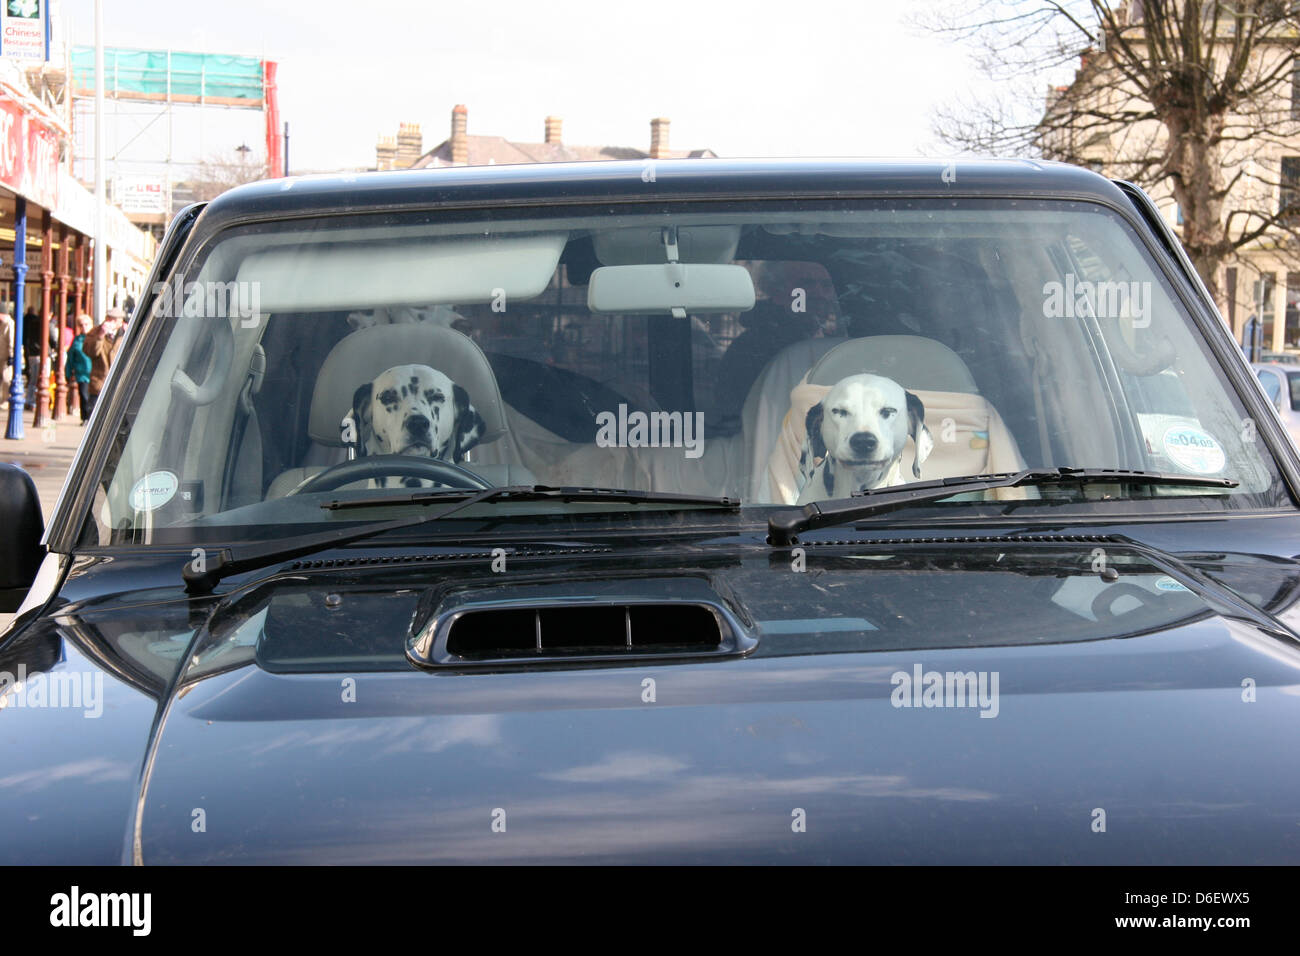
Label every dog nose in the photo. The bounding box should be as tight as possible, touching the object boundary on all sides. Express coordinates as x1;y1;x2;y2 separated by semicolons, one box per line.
407;414;431;435
849;432;878;456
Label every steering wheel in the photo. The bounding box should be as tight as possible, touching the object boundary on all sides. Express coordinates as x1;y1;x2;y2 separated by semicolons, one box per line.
288;454;493;495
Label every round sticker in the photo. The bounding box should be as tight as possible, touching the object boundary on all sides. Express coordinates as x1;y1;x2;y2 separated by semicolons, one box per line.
1161;426;1226;475
129;471;179;512
1154;576;1191;593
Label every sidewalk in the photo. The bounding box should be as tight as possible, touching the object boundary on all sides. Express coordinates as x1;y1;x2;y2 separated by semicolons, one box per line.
1;405;87;630
1;404;89;522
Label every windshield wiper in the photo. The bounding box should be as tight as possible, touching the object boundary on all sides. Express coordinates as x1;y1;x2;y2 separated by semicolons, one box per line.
766;467;1237;546
320;485;739;511
182;485;739;595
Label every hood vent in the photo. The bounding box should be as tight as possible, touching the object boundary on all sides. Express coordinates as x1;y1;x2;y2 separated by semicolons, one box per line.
289;545;612;572
408;581;756;668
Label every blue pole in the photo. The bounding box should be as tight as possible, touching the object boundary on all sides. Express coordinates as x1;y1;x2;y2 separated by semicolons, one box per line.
5;196;27;440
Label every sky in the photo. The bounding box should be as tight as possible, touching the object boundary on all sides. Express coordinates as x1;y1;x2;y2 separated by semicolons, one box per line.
57;0;1005;178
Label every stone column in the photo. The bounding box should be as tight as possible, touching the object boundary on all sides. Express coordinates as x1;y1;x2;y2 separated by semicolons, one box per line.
55;225;70;419
1274;273;1289;353
33;210;52;428
74;239;85;320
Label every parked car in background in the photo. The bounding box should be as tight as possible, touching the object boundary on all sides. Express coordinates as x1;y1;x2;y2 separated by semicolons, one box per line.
1254;362;1300;448
2;159;1300;864
1261;350;1300;365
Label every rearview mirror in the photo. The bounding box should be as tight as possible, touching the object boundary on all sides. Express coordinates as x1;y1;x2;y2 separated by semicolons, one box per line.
0;464;45;613
587;263;755;316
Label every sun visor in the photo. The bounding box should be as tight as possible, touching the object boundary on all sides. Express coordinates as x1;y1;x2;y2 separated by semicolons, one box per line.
235;232;567;312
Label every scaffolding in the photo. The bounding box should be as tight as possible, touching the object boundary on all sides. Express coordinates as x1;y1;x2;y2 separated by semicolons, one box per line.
66;46;282;220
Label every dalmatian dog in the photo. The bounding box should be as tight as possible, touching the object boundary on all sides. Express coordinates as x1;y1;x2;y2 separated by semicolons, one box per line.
348;364;486;488
795;373;934;504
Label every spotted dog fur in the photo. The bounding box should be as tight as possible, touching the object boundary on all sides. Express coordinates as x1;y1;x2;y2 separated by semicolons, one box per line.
351;364;486;488
795;373;933;504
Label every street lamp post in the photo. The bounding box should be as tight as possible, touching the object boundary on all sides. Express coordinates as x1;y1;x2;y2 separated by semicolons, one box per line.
5;197;29;440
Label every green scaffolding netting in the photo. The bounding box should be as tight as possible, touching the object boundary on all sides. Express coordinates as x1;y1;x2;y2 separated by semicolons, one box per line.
71;47;264;103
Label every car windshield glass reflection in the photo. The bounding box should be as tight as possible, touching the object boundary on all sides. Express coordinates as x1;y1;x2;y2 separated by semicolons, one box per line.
90;200;1287;546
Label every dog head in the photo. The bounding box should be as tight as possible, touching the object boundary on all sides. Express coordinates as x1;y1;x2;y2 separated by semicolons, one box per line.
350;364;485;462
798;373;933;494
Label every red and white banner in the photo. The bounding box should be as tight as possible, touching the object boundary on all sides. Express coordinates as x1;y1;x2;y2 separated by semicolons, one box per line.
0;93;58;208
264;60;282;178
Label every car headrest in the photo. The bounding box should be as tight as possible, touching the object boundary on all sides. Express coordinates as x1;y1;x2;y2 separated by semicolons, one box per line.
309;324;508;446
806;334;979;393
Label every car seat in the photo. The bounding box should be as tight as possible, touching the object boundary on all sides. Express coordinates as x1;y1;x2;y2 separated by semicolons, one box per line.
763;335;1029;503
266;323;536;498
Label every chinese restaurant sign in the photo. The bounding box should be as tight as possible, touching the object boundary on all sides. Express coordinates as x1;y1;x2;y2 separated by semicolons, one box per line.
0;0;49;62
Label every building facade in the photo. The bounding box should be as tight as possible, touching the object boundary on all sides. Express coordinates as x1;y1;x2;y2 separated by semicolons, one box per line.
1039;4;1300;354
375;106;716;171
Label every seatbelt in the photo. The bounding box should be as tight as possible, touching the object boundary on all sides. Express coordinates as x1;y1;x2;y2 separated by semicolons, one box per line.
222;345;266;503
1020;315;1054;467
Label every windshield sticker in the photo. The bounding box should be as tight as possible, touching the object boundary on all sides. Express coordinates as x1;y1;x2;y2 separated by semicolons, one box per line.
1154;576;1191;593
1161;426;1226;474
129;471;179;512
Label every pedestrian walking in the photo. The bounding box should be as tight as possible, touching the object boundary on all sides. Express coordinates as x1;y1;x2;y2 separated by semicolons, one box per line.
85;307;125;413
22;307;40;402
0;303;13;411
66;314;93;423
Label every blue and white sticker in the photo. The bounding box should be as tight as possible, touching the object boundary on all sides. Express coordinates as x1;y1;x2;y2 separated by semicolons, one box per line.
129;471;179;512
1161;425;1226;474
1154;575;1191;593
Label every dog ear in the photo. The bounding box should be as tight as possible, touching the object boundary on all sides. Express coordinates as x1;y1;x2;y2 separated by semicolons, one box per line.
351;382;374;457
798;401;827;490
804;401;827;461
452;384;486;461
906;391;933;479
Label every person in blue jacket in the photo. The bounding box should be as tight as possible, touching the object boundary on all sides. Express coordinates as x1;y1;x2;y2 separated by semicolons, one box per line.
65;314;94;422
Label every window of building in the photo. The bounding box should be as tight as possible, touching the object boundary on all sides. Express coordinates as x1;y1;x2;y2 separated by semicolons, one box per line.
1258;272;1278;348
1227;266;1238;331
1287;272;1300;348
1280;157;1300;217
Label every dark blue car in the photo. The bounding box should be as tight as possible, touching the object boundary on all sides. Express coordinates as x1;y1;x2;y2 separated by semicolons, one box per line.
1;158;1298;864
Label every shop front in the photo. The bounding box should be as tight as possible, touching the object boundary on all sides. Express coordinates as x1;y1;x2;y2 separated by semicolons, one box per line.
2;82;154;440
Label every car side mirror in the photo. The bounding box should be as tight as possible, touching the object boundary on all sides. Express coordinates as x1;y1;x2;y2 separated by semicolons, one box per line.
0;463;46;613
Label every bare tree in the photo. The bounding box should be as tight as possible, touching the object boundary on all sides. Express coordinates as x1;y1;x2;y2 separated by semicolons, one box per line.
915;0;1300;308
185;149;268;203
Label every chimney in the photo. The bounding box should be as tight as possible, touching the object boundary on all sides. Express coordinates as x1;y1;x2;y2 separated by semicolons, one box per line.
451;104;469;166
649;117;670;159
545;115;562;145
375;134;396;171
395;122;423;168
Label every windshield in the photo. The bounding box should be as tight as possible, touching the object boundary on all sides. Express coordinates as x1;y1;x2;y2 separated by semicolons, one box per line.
90;197;1289;544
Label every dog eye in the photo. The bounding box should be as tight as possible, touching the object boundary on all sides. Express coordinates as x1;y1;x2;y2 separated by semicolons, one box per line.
831;408;848;417
880;407;897;419
379;390;398;405
426;390;445;403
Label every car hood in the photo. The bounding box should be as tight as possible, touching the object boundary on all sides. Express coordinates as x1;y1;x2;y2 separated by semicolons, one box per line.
6;524;1300;864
